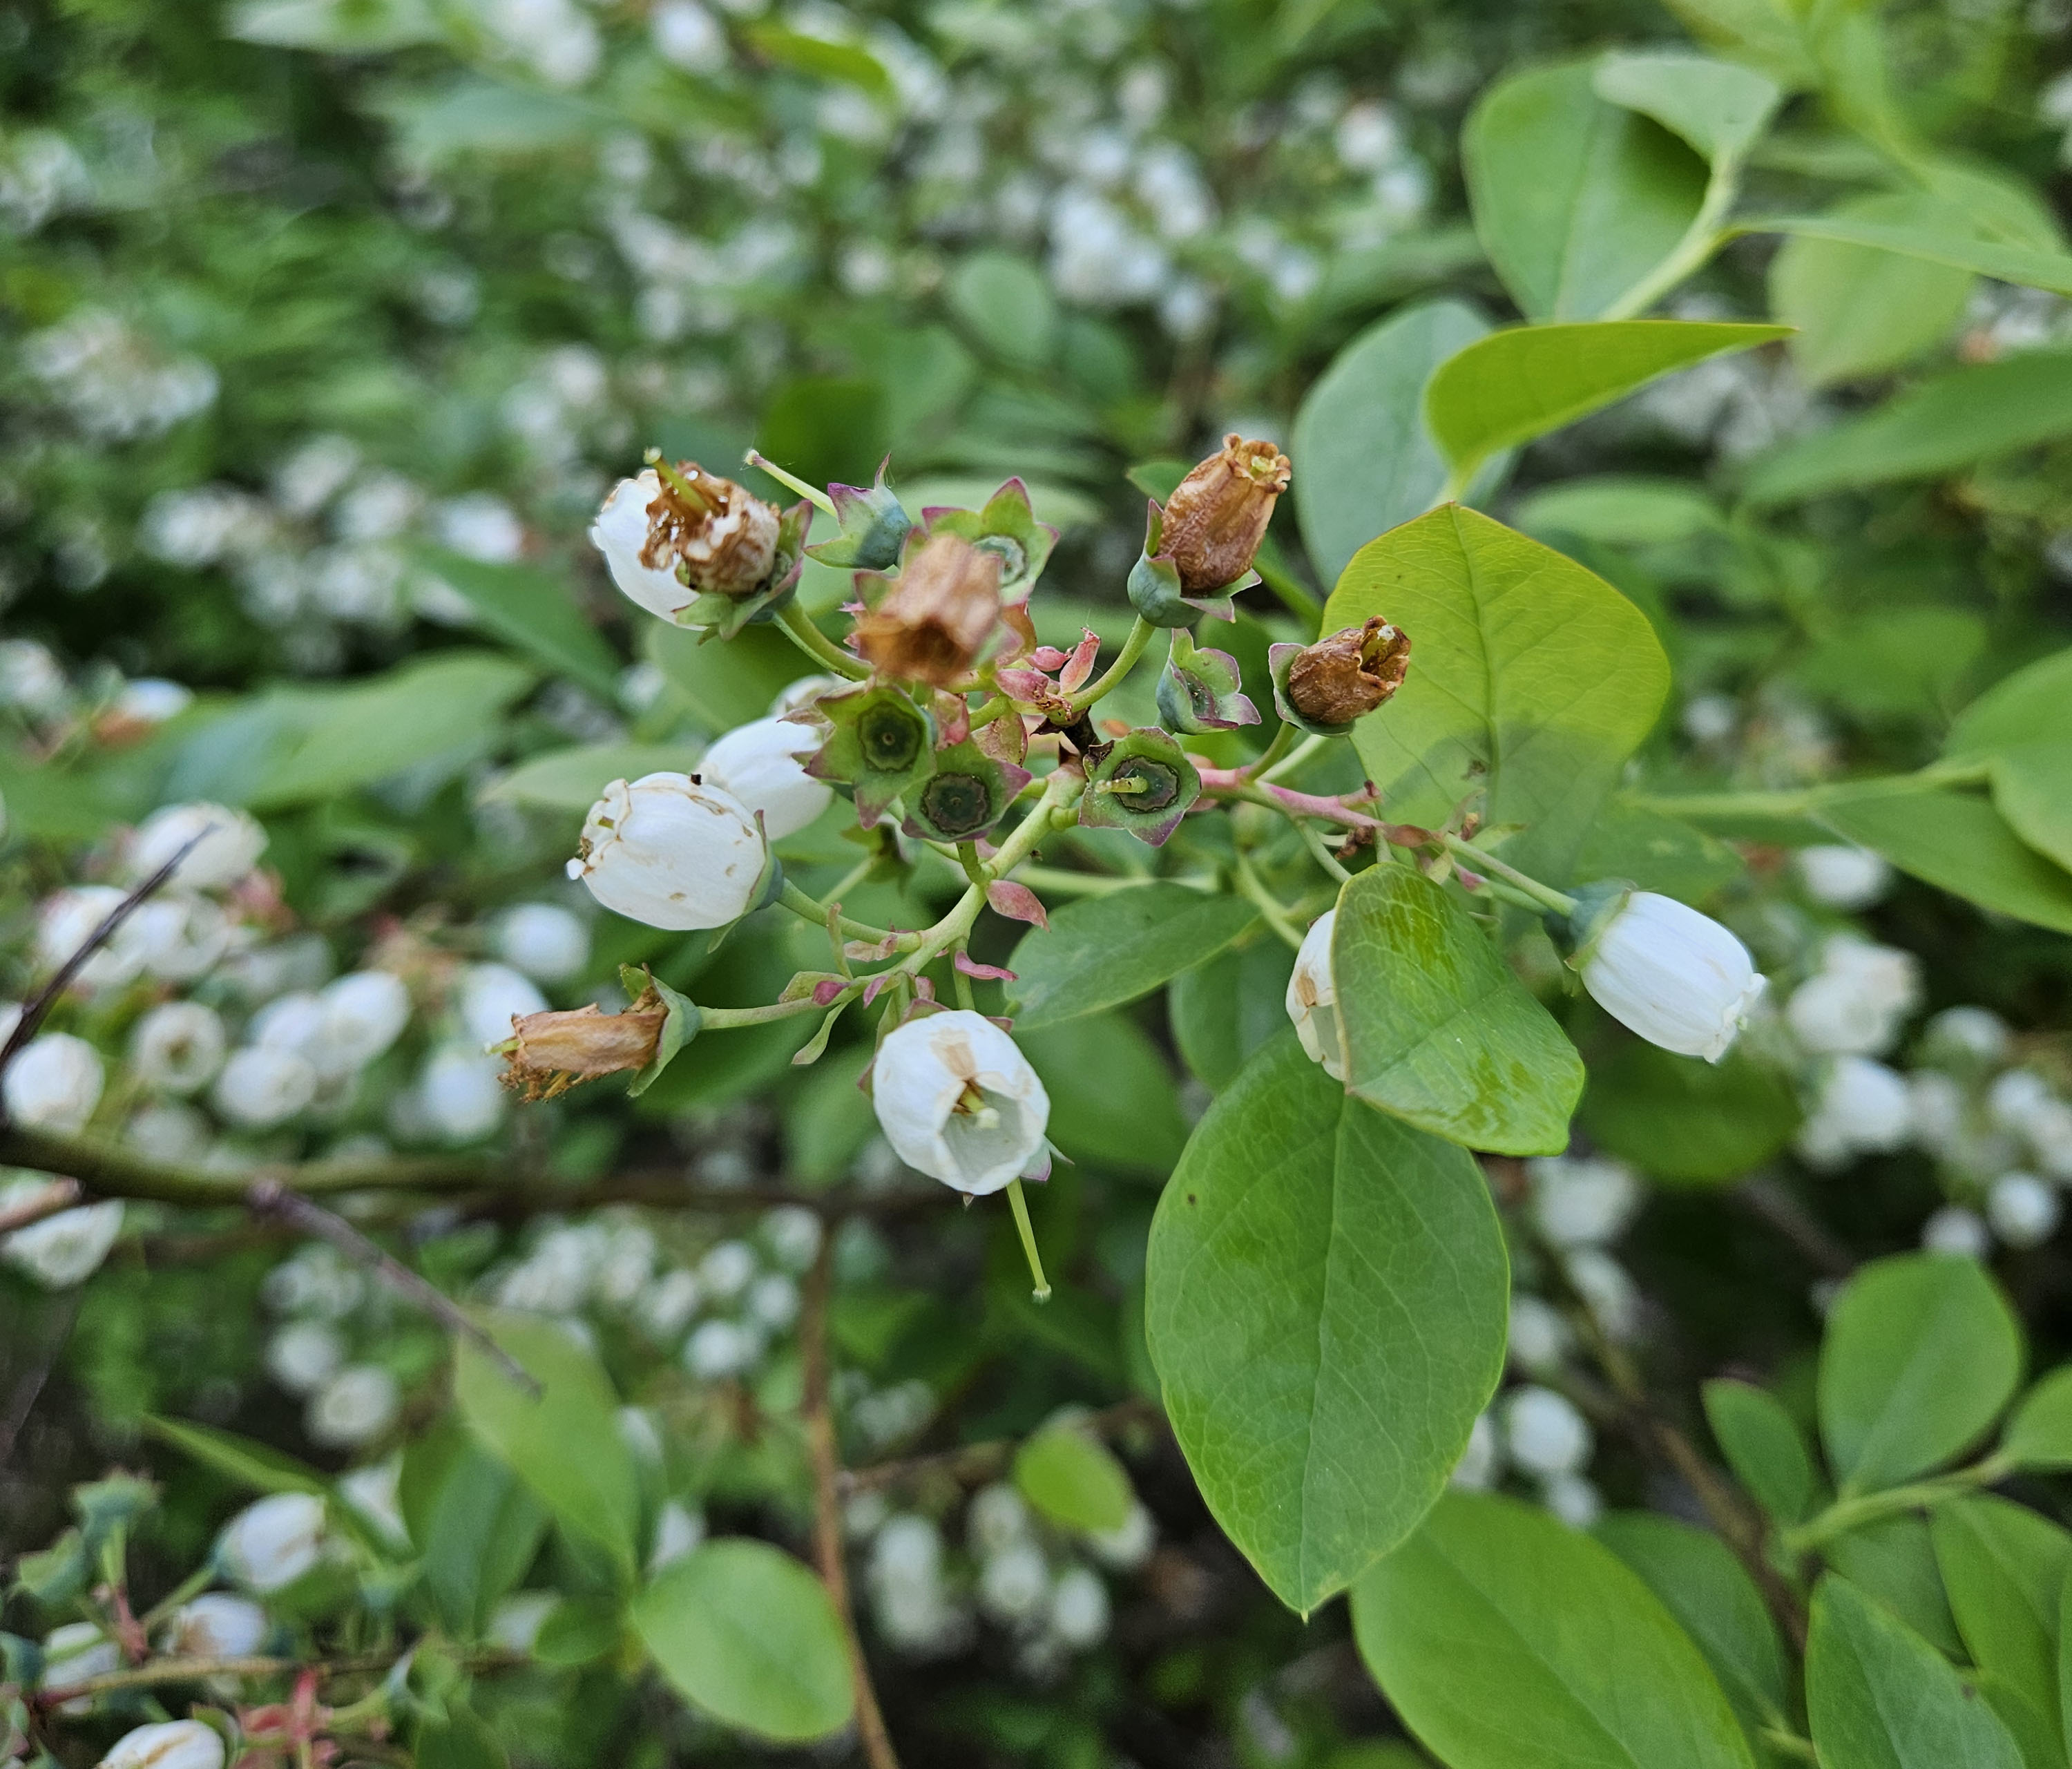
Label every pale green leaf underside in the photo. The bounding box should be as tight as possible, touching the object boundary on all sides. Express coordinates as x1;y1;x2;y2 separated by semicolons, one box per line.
1816;788;2072;935
1144;1035;1508;1614
1007;884;1259;1031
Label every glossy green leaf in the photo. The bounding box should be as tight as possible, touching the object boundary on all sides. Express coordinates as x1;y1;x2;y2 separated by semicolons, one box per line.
415;548;622;699
1825;1516;1966;1659
414;1705;509;1769
1979;1675;2065;1769
1579;1041;1799;1183
229;0;443;50
1993;747;2072;875
1013;1426;1134;1535
1020;1013;1188;1177
1426;321;1787;488
1701;1379;1819;1526
1769;195;1979;387
946;251;1058;367
644;619;816;737
1573;802;1743;901
1591;52;1782;166
635;1540;853;1741
2004;1369;2072;1471
1145;1035;1509;1613
1325;504;1671;883
1515;476;1724;547
1463;61;1709;321
1595;1512;1789;1741
479;742;696;812
1816;788;2072;936
454;1310;641;1577
1806;1575;2024;1769
1659;0;1819;87
146;1417;327;1497
1290;298;1502;586
1169;932;1296;1091
1817;1254;2023;1495
1749;213;2072;298
1006;885;1258;1031
1352;1491;1756;1769
399;1420;549;1637
1744;350;2072;506
1945;649;2072;872
1330;864;1582;1155
1932;1496;2072;1744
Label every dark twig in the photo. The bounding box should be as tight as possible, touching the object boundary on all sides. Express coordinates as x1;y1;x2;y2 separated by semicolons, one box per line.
1733;1175;1857;1278
33;1649;524;1708
0;1288;83;1468
838;1397;1164;1496
245;1179;539;1398
0;834;202;1091
0;1177;81;1236
800;1234;903;1769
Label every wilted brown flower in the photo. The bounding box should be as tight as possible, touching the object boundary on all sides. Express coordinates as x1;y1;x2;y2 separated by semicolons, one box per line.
644;461;781;597
1285;618;1411;726
854;532;1004;685
1160;434;1292;592
499;990;668;1100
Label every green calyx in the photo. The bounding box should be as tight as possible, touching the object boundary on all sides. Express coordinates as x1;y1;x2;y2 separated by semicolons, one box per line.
616;966;702;1098
921;477;1058;595
1126;500;1253;629
902;739;1033;843
1546;877;1633;964
807;682;939;827
1078;726;1202;847
1158;625;1260;735
805;457;912;571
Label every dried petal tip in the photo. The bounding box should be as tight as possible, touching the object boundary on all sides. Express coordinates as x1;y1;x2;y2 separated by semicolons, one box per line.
499;992;669;1100
1285;618;1411;726
854;530;1004;685
1160;434;1292;593
644;459;782;597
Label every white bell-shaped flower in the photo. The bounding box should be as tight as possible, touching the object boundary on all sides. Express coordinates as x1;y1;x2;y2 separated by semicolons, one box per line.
306;1364;401;1448
1283;909;1342;1080
1502;1384;1592;1477
4;1031;104;1131
126;801;267;891
218;1491;326;1591
871;1009;1051;1196
316;970;412;1078
130;1002;227;1096
211;1046;318;1128
698;715;832;840
495;901;589;982
97;1720;226;1769
567;772;768;930
164;1592;269;1659
459;962;549;1048
36;886;148;992
589;471;686;621
419;1046;507;1142
129;892;231;982
1575;890;1765;1062
1;1178;124;1288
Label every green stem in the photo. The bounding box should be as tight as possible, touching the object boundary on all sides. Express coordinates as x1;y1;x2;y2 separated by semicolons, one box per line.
1631;758;1990;825
1296;819;1352;884
700;995;840;1030
1758;1728;1820;1763
1600;157;1740;322
1013;866;1207;897
1066;617;1155;716
1783;1459;2007;1557
1232;850;1308;951
1258;731;1327;784
898;770;1082;979
776;602;870;681
780;879;911;950
744;448;839;518
1243;722;1298;780
1005;1177;1051;1302
1429;832;1577;916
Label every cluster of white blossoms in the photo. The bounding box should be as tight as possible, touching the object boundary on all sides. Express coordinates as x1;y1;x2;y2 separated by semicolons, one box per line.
260;1243;402;1450
850;1475;1153;1673
19;307;218;443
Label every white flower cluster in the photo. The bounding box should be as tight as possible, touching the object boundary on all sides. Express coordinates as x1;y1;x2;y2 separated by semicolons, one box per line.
259;1244;399;1448
850;1475;1153;1674
20;309;218;441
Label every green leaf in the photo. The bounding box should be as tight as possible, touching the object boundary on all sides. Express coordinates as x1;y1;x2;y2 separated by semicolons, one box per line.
739;21;890;99
1169;933;1296;1092
1817;1254;2023;1495
1980;1674;2066;1769
1352;1491;1756;1769
399;1420;549;1638
1591;52;1782;166
1289;298;1502;586
1463;60;1709;322
946;251;1059;368
1806;1575;2024;1769
1020;1013;1189;1177
644;620;816;737
1573;803;1743;901
2004;1369;2072;1472
1825;1516;1966;1659
146;1417;327;1497
1515;476;1724;547
1816;788;2072;936
633;1540;854;1742
1743;350;2072;506
533;1595;624;1667
1932;1496;2072;1747
1006;886;1258;1032
413;550;622;700
229;0;445;50
1944;650;2072;872
1659;0;1820;88
479;743;695;813
453;1310;641;1578
1769;195;1980;388
1144;1035;1509;1613
1579;1041;1800;1183
1013;1426;1134;1535
1701;1379;1819;1526
1748;213;2072;299
1330;865;1583;1156
1595;1512;1790;1741
242;652;538;811
1325;504;1671;883
1426;321;1790;488
414;1705;509;1769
